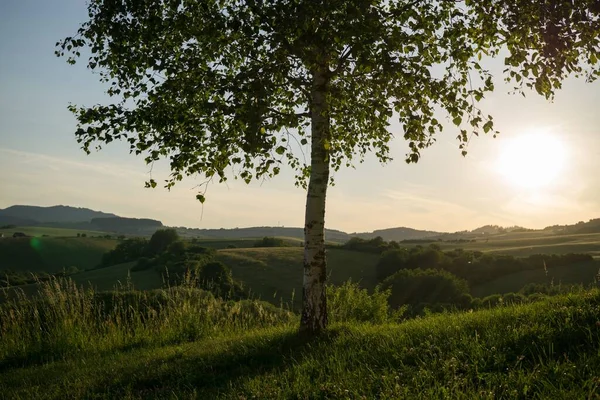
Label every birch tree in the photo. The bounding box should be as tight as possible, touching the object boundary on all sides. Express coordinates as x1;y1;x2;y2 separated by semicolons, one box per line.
58;0;600;334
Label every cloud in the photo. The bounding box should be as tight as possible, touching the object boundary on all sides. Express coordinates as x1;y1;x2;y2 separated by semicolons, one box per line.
0;147;147;180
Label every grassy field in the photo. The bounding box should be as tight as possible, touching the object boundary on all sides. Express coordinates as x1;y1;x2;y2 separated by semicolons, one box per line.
216;247;380;309
438;231;600;258
471;260;600;297
190;237;303;249
0;236;118;273
2;281;600;399
0;226;107;238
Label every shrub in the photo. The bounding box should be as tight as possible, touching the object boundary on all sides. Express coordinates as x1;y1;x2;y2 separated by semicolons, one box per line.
381;269;470;309
503;292;527;305
131;257;154;272
376;248;410;281
254;237;286;248
481;294;503;308
327;281;401;324
100;237;148;267
198;262;233;285
147;228;180;256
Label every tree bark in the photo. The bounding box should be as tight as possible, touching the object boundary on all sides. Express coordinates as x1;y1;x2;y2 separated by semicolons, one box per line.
300;66;330;335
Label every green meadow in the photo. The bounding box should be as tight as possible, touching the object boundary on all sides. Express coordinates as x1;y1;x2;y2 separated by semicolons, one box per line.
1;278;600;399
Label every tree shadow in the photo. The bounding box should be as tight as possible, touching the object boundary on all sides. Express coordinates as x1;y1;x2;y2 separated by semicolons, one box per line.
85;328;344;398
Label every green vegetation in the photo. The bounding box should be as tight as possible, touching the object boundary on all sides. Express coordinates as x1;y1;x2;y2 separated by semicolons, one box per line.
0;236;117;273
215;247;380;309
381;268;471;311
0;225;107;238
2;277;600;398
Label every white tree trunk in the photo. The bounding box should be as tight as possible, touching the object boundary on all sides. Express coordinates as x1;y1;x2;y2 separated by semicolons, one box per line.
300;67;330;334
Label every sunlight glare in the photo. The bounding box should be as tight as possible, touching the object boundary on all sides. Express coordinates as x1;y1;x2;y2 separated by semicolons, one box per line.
496;129;567;189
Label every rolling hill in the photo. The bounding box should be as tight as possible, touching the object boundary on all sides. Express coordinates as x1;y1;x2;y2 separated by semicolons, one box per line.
0;205;117;224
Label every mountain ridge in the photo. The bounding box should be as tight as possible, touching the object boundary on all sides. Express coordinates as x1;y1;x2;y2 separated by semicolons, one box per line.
1;204;599;241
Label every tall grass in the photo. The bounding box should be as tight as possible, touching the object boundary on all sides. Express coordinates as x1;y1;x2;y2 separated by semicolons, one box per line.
0;277;296;367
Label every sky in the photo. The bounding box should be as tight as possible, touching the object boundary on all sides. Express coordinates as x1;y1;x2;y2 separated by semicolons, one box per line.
1;1;599;233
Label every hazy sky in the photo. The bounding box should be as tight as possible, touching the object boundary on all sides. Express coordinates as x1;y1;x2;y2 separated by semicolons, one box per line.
1;1;599;233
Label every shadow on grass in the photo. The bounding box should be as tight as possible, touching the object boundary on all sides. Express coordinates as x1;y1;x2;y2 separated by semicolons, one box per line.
82;328;343;398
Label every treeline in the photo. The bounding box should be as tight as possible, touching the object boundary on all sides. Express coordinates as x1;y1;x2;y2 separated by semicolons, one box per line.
99;229;246;300
339;236;594;315
375;246;593;286
341;236;476;253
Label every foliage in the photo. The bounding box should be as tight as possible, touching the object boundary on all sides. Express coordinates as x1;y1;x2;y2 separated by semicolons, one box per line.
57;0;600;332
253;236;287;248
57;1;600;186
100;237;148;268
130;256;154;272
381;268;470;310
198;261;233;285
147;228;180;256
326;281;401;324
375;243;595;287
342;236;399;254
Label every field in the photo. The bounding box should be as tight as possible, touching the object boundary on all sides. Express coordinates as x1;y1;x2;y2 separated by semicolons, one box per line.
0;236;118;273
216;247;380;309
437;231;600;258
2;226;600;307
1;281;600;399
0;226;107;238
471;260;600;297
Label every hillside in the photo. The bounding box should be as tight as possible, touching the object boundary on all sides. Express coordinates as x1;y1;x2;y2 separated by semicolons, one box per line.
0;205;117;224
352;226;443;241
215;247;380;308
0;236;118;273
1;287;599;399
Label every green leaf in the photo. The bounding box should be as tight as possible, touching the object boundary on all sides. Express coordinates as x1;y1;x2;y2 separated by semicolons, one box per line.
453;116;462;126
275;146;285;155
483;121;493;133
196;194;206;204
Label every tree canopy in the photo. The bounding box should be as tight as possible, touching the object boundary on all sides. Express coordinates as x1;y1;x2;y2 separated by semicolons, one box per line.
58;0;600;333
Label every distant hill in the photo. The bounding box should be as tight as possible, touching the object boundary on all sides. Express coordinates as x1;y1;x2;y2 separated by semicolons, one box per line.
0;205;161;235
0;205;117;224
544;218;600;235
91;217;163;234
351;227;442;242
175;226;350;243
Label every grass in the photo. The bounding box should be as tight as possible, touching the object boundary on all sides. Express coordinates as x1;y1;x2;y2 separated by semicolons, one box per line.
0;226;107;238
0;236;118;273
1;279;600;399
216;247;380;309
471;260;600;297
438;231;600;257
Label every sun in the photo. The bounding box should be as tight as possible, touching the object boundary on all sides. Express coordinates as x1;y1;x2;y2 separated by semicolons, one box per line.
496;129;568;189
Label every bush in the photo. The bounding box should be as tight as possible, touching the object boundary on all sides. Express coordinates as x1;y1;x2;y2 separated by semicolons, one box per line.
198;262;233;285
254;237;286;248
381;269;470;309
131;257;154;272
100;237;148;267
503;292;527;305
376;248;410;281
481;294;503;308
327;281;401;324
147;228;180;256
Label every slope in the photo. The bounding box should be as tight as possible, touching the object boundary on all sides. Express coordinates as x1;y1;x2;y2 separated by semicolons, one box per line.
2;290;600;399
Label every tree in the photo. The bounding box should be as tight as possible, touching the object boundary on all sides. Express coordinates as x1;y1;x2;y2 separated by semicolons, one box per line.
147;228;180;256
58;1;600;334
